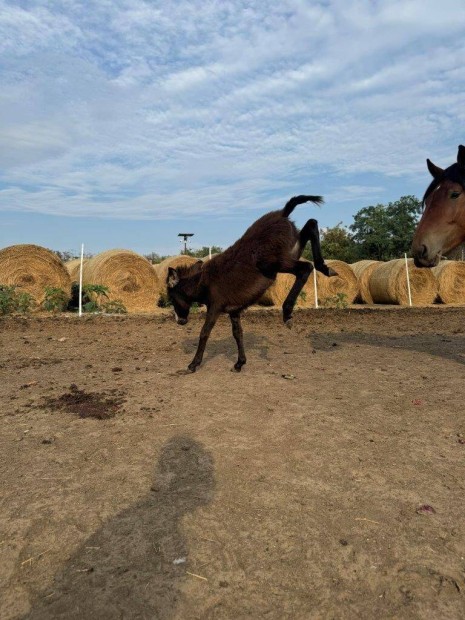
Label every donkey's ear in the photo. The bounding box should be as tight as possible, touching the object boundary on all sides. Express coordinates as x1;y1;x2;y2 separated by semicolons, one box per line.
426;158;443;179
167;267;179;288
457;145;465;169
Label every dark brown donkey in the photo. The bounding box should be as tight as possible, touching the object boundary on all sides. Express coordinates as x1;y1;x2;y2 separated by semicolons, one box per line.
412;145;465;267
167;195;335;372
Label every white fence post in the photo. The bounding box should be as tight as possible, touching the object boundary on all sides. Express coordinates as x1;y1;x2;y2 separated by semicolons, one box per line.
404;253;412;307
78;244;84;317
313;265;319;309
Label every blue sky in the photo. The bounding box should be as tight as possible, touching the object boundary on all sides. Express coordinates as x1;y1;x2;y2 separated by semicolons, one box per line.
1;0;465;257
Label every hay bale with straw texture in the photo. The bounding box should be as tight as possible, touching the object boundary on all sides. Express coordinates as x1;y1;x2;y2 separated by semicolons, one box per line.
318;260;358;305
258;260;323;307
82;249;160;313
201;253;220;262
0;244;71;304
65;258;87;282
155;255;201;296
368;258;437;305
432;260;465;304
350;260;381;303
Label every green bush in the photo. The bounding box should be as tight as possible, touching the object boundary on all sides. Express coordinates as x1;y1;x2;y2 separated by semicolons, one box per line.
0;285;36;315
42;287;68;312
320;293;349;309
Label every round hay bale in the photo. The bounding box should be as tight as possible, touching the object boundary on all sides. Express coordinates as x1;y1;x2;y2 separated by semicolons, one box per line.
432;260;465;304
155;255;201;296
258;259;324;307
318;260;359;305
201;253;220;262
350;260;381;303
82;249;160;313
0;244;71;304
368;258;437;305
65;258;87;282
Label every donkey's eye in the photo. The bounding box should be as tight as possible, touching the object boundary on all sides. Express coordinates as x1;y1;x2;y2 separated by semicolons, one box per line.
450;191;461;199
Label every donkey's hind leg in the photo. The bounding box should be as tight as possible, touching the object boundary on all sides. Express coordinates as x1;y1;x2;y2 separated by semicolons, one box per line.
229;311;246;372
280;260;313;326
299;219;335;276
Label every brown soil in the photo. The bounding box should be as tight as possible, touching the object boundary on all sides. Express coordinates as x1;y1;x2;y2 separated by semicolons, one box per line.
1;307;465;619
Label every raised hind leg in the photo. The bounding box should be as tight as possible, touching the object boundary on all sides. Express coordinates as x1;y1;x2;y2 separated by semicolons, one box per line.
299;219;334;276
280;260;313;326
229;311;246;372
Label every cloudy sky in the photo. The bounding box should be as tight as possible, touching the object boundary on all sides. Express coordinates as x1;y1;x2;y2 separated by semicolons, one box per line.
1;0;465;256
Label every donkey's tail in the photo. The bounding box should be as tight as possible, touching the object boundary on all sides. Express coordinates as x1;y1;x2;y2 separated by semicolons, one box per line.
282;195;324;218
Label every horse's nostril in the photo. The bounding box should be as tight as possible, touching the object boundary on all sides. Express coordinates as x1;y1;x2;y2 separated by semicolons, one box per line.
420;244;428;258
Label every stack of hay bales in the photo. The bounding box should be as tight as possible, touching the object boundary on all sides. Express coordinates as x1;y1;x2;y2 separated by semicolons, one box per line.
368;258;437;305
259;259;358;307
0;244;71;305
82;249;160;313
432;260;465;304
350;260;381;303
155;255;201;298
65;258;88;282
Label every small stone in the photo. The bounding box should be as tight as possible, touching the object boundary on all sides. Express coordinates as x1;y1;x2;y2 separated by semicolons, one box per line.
339;539;349;546
111;367;123;372
219;580;229;588
42;438;54;445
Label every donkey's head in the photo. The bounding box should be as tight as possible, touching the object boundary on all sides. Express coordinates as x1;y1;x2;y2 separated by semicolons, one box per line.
412;145;465;267
166;261;203;325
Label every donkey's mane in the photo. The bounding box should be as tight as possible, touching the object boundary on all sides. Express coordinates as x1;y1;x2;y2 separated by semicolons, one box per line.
176;262;202;279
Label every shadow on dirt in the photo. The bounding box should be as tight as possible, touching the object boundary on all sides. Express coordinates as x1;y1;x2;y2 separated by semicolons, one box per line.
311;332;465;366
182;332;270;364
24;435;215;620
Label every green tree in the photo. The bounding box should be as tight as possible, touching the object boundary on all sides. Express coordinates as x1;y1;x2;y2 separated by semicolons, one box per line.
321;224;358;262
350;195;421;260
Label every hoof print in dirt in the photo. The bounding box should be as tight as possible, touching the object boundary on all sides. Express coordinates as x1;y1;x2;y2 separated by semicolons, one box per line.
42;384;125;420
416;504;436;515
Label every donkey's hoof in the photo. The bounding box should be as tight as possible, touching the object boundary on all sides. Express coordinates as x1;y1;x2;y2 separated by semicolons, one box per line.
285;318;293;329
177;368;194;375
328;268;338;277
231;365;242;373
187;363;198;373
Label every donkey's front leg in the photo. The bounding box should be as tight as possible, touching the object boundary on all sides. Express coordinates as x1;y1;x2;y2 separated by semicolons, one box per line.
229;312;246;372
188;308;219;372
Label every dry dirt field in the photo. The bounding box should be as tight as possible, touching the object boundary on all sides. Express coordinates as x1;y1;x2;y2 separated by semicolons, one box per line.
1;307;465;619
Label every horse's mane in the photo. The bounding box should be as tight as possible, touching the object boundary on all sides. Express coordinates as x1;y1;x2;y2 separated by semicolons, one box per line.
422;162;465;208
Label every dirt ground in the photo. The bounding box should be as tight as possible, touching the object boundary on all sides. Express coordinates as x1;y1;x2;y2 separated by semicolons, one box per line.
1;307;465;619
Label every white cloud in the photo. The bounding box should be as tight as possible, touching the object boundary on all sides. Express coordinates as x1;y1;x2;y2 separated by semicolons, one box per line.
1;0;465;221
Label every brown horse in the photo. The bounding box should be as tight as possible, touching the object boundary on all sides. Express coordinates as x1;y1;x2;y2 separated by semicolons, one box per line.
412;145;465;267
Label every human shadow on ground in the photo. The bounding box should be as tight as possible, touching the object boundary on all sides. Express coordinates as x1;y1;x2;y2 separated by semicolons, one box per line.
24;435;215;620
310;332;465;367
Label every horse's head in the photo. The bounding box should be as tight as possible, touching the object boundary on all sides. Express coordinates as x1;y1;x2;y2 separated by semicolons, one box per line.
412;145;465;267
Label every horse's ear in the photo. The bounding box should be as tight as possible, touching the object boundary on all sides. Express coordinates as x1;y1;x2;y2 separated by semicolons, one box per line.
167;267;179;288
426;158;443;179
457;145;465;170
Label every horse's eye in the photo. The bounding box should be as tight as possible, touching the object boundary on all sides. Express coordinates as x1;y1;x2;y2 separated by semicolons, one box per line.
450;191;461;199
